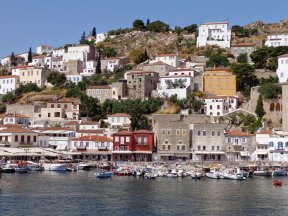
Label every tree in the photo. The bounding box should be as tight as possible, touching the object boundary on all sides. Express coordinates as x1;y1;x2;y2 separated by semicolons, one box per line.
230;63;259;95
258;83;282;99
92;27;96;37
147;20;169;32
236;53;248;63
79;31;89;44
66;86;82;98
206;51;229;67
183;24;198;33
129;49;148;64
146;18;150;28
10;52;17;67
2;92;17;104
28;47;32;63
96;53;102;74
15;83;41;97
80;94;104;121
231;25;250;38
132;19;146;31
103;47;117;58
47;70;66;87
255;95;265;119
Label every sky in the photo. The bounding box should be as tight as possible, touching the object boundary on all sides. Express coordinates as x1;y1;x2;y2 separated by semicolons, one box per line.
1;0;288;57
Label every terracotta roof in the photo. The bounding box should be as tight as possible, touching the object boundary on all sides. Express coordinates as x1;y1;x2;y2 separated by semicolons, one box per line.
80;121;99;125
33;127;72;131
0;113;29;118
87;85;111;89
146;61;173;66
3;124;22;127
156;54;178;57
0;75;19;79
225;130;254;137
161;75;192;78
77;129;104;133
0;127;34;133
127;70;159;75
64;121;79;125
278;54;288;58
134;130;154;134
231;43;255;47
170;68;194;72
14;65;33;69
71;136;112;142
204;95;238;99
113;130;133;135
109;113;130;117
257;129;273;135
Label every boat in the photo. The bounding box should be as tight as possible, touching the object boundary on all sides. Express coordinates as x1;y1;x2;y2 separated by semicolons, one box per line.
1;163;17;173
66;165;78;171
206;172;221;179
96;172;113;178
223;172;246;180
15;167;29;173
191;172;202;180
272;169;287;176
253;170;272;177
273;180;282;186
144;173;157;179
78;162;92;171
114;168;133;176
27;166;44;171
43;163;67;171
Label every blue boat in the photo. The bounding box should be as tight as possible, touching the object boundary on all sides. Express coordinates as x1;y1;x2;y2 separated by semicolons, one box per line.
95;172;113;178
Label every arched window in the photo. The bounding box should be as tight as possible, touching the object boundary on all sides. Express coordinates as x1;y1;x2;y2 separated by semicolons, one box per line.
276;103;281;111
270;103;275;112
269;142;274;147
278;142;283;149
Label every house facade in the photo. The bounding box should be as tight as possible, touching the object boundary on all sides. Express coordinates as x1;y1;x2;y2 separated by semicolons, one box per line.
0;127;38;147
154;54;179;68
276;54;288;83
265;33;288;47
107;113;131;129
0;75;20;95
204;96;238;116
231;43;255;63
197;22;231;48
18;66;51;87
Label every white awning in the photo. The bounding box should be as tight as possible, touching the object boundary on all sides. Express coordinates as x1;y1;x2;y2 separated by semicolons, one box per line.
56;144;67;151
194;151;226;155
240;151;250;157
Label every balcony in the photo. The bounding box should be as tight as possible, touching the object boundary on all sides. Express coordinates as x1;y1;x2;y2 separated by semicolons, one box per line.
76;146;87;150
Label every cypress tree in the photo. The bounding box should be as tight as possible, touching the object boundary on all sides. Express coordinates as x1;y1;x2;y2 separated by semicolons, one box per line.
96;52;101;74
255;95;265;119
28;47;32;63
92;27;96;37
10;52;17;67
146;18;150;28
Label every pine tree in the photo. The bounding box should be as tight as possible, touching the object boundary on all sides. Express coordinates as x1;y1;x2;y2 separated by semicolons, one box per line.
146;18;150;28
92;27;96;37
80;31;86;42
255;95;265;119
96;52;101;74
10;52;17;67
143;49;149;61
28;47;32;63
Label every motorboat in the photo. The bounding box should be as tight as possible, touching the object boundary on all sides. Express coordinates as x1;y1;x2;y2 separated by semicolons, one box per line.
96;172;113;178
206;172;221;179
144;173;157;179
164;169;178;178
223;172;246;180
43;163;67;171
272;169;287;176
78;162;92;171
114;168;133;176
254;170;272;177
15;167;29;173
1;163;17;173
191;172;202;180
66;164;78;171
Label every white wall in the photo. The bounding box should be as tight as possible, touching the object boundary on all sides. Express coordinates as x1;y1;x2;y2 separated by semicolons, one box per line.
276;56;288;83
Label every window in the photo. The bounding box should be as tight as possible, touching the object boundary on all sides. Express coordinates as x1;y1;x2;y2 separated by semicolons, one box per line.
176;129;180;136
137;137;142;144
48;113;51;118
217;131;221;136
125;146;129;151
57;104;61;108
15;135;18;142
162;145;166;150
212;146;215;151
228;137;231;143
182;130;186;136
86;142;89;147
269;142;274;147
198;131;201;136
285;142;288;147
120;137;124;145
143;137;147;145
217;146;220;151
21;135;24;142
115;146;119;151
51;104;54;108
242;138;246;143
167;130;171;135
120;146;124;151
203;146;206;150
211;131;215;136
217;105;220;109
64;104;68;109
198;145;201;150
126;137;130;142
74;142;77;147
203;131;206;136
162;129;166;135
27;136;30;143
278;142;283;149
209;105;212;109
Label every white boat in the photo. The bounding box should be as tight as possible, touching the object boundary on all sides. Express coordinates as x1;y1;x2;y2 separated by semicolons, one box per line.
223;172;246;180
206;172;221;179
254;170;272;176
191;172;202;179
78;162;92;170
43;163;67;171
272;169;287;176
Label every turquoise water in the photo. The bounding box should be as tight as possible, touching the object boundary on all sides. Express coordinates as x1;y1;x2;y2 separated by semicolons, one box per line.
1;171;288;216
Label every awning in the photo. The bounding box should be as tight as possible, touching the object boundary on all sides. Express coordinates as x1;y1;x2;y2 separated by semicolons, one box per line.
240;151;250;157
255;151;268;155
175;153;190;158
56;144;67;151
111;151;132;154
132;151;152;154
194;151;226;155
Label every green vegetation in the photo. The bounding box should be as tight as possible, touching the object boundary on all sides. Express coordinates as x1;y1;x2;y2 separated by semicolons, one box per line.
236;53;248;63
231;25;258;38
92;27;96;37
255;95;266;119
129;49;149;64
10;52;17;67
47;70;66;87
206;51;229;67
147;20;170;33
228;113;262;133
28;47;32;63
250;46;288;70
258;83;282;99
230;63;259;96
132;19;146;31
168;93;204;113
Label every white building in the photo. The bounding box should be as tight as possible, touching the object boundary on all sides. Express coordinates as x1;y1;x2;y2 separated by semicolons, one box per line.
66;74;82;84
30;56;52;68
96;33;106;43
82;60;96;76
0;113;30;125
63;45;95;62
204;96;238;116
107;113;131;129
79;121;100;130
0;75;19;95
267;136;288;162
70;135;112;151
157;70;194;99
52;47;65;58
276;54;288;83
101;58;121;72
37;45;53;54
154;54;179;68
51;57;63;72
197;22;231;48
265;33;288;47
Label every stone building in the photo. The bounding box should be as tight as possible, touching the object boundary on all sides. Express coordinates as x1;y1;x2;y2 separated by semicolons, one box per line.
282;83;288;132
231;43;255;63
191;123;227;161
126;70;159;99
142;61;175;77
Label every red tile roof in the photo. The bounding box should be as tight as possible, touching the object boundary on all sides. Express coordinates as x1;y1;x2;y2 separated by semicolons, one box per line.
109;113;130;117
0;75;19;79
225;130;254;137
0;113;29;118
77;129;104;133
146;61;173;66
113;130;133;135
80;121;99;125
72;136;112;142
33;127;72;131
0;127;34;133
64;121;79;125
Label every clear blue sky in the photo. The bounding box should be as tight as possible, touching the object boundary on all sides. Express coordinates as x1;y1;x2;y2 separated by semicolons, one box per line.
1;0;288;57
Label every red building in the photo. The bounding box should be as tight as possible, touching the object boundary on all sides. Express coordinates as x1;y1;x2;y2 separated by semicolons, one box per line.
112;130;154;161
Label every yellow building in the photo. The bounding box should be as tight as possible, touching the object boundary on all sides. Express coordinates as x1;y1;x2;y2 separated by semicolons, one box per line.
203;67;236;96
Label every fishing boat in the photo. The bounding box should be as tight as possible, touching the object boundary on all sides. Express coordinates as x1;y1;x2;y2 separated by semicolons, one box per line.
273;180;282;186
206;172;221;179
191;172;202;180
15;167;29;173
43;163;67;171
272;169;287;176
66;165;77;171
78;162;92;171
223;172;246;180
1;163;17;173
95;172;113;178
114;168;133;176
253;170;272;176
